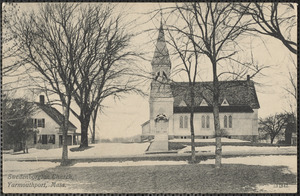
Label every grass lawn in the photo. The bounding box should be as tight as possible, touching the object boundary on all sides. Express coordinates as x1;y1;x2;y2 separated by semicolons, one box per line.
30;164;296;193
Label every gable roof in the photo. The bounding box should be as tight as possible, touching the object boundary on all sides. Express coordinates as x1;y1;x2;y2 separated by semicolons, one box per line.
179;100;187;106
171;80;260;109
200;99;208;106
221;98;229;106
35;103;77;129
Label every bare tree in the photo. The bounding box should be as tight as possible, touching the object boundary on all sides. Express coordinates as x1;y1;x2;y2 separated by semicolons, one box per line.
2;3;34;93
259;113;287;144
239;3;297;54
283;56;297;114
66;4;140;148
11;3;80;166
2;3;21;77
165;2;265;168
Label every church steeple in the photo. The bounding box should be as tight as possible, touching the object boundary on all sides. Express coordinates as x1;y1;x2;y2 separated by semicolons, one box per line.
151;23;171;67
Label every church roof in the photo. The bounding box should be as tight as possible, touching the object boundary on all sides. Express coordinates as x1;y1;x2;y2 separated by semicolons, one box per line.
171;80;260;110
174;106;254;113
151;23;171;66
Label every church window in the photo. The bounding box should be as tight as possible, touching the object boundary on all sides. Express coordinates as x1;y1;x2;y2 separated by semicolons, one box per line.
229;115;232;128
201;116;205;128
224;115;228;128
184;116;188;128
179;116;183;128
206;116;210;128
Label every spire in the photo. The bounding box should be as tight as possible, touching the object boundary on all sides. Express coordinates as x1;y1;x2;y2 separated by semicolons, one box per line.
151;23;171;67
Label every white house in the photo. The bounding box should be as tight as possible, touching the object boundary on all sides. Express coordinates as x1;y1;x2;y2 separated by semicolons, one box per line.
27;95;79;149
141;23;260;142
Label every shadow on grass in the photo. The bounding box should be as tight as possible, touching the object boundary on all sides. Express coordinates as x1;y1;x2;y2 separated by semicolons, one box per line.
26;163;296;193
70;146;94;152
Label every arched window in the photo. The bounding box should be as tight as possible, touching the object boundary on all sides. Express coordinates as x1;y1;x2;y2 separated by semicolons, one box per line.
162;71;167;80
179;116;183;128
229;115;232;128
201;116;205;128
206;116;210;128
184;116;188;128
224;115;227;128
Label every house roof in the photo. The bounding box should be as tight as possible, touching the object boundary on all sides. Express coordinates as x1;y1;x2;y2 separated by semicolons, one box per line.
141;120;150;127
35;103;77;129
170;80;260;109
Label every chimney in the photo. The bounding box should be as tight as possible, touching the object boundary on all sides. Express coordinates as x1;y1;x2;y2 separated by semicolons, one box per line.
247;75;250;81
40;95;45;105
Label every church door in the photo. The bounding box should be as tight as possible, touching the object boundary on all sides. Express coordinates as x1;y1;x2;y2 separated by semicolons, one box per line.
156;120;168;134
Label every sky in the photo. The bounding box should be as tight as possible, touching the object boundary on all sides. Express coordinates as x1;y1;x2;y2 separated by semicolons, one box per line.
3;3;297;139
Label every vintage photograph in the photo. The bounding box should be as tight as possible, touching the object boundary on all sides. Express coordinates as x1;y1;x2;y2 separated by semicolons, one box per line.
1;2;297;194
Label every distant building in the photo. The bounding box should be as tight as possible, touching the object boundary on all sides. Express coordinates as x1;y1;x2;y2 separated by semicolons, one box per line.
141;24;260;142
285;114;297;145
27;95;79;149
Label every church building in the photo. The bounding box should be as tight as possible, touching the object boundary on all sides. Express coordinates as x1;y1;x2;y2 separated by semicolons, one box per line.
141;23;260;145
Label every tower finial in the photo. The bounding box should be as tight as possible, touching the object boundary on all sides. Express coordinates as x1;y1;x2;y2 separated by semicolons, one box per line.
160;10;163;26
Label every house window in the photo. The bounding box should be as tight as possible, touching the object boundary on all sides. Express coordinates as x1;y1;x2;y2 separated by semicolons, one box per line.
229;115;232;128
48;135;55;144
41;135;48;144
37;119;45;128
206;116;210;128
179;116;183;128
201;116;205;128
184;116;188;128
224;115;227;128
39;135;55;144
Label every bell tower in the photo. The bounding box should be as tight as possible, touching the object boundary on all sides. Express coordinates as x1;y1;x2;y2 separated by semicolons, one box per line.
149;22;174;145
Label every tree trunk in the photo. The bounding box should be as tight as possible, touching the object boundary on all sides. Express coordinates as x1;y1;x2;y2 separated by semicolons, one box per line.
24;140;28;153
213;103;222;168
91;109;98;144
189;87;196;163
61;100;70;166
270;137;274;144
190;111;196;163
80;118;90;148
23;140;26;153
212;61;222;168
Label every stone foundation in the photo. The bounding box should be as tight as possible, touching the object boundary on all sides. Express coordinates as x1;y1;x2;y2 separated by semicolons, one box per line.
142;134;258;142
